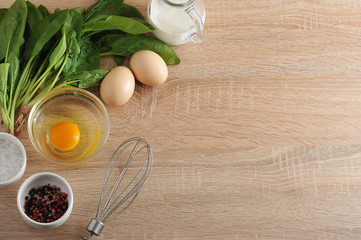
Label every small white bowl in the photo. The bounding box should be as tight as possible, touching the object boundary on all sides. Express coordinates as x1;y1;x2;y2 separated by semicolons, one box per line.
17;172;73;230
0;132;27;189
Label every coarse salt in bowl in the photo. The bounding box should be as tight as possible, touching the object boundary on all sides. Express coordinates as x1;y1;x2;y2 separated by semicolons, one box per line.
0;132;27;189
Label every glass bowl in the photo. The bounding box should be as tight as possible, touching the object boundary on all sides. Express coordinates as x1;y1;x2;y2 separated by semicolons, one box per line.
28;87;110;166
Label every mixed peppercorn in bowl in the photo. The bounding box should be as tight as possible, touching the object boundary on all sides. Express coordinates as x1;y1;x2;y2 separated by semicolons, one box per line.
17;172;73;230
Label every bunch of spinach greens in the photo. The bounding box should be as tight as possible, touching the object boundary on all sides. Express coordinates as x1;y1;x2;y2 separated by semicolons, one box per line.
0;0;180;136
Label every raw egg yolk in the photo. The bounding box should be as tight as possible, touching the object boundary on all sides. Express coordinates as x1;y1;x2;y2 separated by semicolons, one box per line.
50;122;80;151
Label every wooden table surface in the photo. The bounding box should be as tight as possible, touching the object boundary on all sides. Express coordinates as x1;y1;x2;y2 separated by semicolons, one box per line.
2;0;361;239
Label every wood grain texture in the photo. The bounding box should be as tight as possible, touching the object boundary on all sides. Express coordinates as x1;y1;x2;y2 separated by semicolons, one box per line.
2;0;361;239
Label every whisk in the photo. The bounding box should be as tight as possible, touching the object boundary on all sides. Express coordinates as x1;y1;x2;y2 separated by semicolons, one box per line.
81;137;153;240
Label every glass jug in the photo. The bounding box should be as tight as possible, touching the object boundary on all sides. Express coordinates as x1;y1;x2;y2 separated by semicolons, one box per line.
147;0;206;45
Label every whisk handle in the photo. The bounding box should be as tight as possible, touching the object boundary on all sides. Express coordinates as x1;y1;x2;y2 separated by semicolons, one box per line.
81;233;94;240
82;218;105;239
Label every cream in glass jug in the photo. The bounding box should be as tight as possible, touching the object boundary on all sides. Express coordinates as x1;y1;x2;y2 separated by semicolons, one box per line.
147;0;206;45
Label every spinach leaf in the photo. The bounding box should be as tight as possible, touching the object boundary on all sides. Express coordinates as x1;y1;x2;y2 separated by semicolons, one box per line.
23;10;68;59
113;55;126;66
7;53;20;100
73;7;85;16
38;5;49;17
82;16;153;34
84;14;108;22
64;69;109;88
83;0;124;22
60;9;83;57
49;27;67;67
63;39;100;76
67;30;81;56
117;4;144;20
63;9;83;39
26;1;43;34
0;63;9;107
0;0;27;62
99;34;180;65
132;18;155;31
77;69;108;88
0;9;7;23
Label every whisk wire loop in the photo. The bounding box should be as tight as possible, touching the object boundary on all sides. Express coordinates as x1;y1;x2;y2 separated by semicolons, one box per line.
95;140;132;219
95;138;153;223
100;143;139;221
96;138;137;219
103;156;150;222
98;145;131;219
84;137;153;240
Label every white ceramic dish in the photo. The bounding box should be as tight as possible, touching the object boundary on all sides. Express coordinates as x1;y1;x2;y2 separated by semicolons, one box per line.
17;172;73;230
0;132;27;189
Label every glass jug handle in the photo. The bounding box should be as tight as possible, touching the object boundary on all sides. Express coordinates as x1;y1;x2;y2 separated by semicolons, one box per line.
186;6;204;43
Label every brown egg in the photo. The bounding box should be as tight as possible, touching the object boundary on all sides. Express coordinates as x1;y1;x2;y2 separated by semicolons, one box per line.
100;66;135;106
130;50;168;86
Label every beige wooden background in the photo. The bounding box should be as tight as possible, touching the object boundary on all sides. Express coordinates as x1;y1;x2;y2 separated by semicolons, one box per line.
2;0;361;239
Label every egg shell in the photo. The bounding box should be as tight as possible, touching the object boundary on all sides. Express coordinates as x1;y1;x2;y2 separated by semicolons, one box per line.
100;66;135;106
130;50;168;86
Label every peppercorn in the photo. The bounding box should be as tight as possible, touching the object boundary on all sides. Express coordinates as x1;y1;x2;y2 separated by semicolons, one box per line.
24;184;69;223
